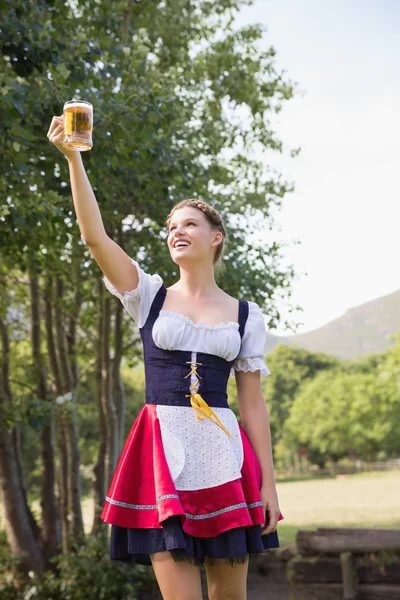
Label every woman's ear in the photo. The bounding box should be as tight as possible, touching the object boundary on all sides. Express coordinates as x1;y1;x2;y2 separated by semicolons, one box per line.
213;232;222;245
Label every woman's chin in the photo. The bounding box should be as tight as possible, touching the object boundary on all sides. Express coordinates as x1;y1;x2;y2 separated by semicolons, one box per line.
172;256;192;264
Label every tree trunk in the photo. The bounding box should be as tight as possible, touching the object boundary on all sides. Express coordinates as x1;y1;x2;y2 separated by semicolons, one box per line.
101;294;118;487
12;425;42;546
5;341;43;550
54;277;74;389
44;276;63;392
57;414;70;553
29;268;60;560
65;270;84;543
66;260;82;386
121;0;135;43
49;275;84;550
0;318;45;573
44;276;70;551
66;396;84;541
112;299;126;455
92;282;107;534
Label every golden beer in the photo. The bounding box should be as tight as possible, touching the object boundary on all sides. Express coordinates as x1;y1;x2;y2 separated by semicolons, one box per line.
63;100;93;151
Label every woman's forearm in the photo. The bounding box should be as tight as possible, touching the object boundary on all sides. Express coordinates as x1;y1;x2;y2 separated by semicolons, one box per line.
67;153;107;246
240;398;277;488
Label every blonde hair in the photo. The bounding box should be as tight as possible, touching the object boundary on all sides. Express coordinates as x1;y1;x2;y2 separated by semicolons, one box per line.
166;198;226;268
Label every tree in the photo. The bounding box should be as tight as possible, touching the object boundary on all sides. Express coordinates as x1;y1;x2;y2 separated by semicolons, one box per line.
262;345;339;445
0;0;298;572
281;367;400;463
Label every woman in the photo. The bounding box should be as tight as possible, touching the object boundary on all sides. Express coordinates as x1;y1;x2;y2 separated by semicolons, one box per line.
47;115;283;600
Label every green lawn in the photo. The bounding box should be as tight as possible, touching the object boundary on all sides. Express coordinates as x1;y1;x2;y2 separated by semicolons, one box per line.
275;469;400;546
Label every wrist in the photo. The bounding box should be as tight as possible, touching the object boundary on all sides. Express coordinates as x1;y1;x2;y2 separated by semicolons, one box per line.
66;151;82;165
261;473;277;488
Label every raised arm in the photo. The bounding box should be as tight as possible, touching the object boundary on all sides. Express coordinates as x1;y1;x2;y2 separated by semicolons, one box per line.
47;115;138;294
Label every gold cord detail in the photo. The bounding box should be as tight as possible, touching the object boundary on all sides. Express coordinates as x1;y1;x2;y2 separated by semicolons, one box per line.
184;361;233;438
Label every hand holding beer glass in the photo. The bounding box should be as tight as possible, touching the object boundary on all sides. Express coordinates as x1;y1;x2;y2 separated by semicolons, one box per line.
63;100;93;151
47;100;93;156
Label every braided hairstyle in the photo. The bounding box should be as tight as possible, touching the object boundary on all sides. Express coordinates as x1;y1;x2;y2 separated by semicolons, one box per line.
165;199;226;268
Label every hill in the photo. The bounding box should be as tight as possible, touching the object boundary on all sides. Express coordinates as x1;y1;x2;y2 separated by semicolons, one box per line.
266;288;400;360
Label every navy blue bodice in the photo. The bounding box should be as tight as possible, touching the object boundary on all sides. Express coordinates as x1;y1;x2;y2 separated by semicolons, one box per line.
139;283;249;409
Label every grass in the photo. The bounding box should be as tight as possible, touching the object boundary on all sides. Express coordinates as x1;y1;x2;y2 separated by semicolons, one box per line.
275;469;400;546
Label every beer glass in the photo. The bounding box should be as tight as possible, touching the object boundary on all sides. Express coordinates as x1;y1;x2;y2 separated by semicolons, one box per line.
63;100;93;151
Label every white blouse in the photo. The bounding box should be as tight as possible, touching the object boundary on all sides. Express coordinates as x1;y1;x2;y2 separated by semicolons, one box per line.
103;258;271;491
103;258;271;378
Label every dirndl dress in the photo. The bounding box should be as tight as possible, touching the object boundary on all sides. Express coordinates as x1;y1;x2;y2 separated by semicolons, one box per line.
100;259;284;566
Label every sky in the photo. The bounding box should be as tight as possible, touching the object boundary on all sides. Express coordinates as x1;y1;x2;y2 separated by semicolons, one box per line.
236;0;400;336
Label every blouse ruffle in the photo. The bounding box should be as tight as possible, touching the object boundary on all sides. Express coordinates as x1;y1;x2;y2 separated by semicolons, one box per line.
103;274;141;302
229;300;271;377
230;358;271;378
102;258;271;376
102;258;163;328
159;309;239;331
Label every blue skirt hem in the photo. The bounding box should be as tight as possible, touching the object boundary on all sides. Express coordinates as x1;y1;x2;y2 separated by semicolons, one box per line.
110;515;280;566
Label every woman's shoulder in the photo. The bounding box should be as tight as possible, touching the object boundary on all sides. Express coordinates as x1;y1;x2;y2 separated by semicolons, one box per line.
216;290;241;319
219;292;262;314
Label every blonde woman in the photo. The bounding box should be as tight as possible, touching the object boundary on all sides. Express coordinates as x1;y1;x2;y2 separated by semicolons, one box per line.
47;115;283;600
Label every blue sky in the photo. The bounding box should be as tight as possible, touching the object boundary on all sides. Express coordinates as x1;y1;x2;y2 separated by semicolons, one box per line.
236;0;400;335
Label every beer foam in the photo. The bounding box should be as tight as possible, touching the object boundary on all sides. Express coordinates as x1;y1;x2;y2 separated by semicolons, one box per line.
64;102;92;109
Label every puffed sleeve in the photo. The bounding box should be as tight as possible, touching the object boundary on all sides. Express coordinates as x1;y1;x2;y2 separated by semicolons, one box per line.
230;301;271;377
102;258;163;328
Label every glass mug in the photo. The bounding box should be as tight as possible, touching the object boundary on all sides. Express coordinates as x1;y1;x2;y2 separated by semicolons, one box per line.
63;100;93;151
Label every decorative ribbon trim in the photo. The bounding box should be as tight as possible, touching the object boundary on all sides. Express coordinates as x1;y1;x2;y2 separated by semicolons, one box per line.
105;495;262;518
184;501;262;520
106;494;179;510
184;361;233;438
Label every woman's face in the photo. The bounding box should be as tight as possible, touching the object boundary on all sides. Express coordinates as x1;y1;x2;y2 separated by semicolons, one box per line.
167;207;221;265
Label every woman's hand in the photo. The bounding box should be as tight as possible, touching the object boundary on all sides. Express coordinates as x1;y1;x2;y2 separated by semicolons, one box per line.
260;484;281;536
47;115;78;161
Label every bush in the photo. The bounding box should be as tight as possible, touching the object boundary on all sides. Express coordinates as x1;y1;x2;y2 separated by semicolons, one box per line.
0;529;27;599
0;531;154;600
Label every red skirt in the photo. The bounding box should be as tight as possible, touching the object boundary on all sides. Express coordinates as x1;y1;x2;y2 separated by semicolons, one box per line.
101;404;284;537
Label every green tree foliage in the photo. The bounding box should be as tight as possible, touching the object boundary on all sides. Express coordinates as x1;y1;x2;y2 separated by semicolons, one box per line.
1;0;299;318
0;0;300;576
281;361;400;462
262;345;340;443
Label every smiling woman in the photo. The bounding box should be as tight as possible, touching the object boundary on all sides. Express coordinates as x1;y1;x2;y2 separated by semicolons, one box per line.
97;198;283;599
46;115;284;599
